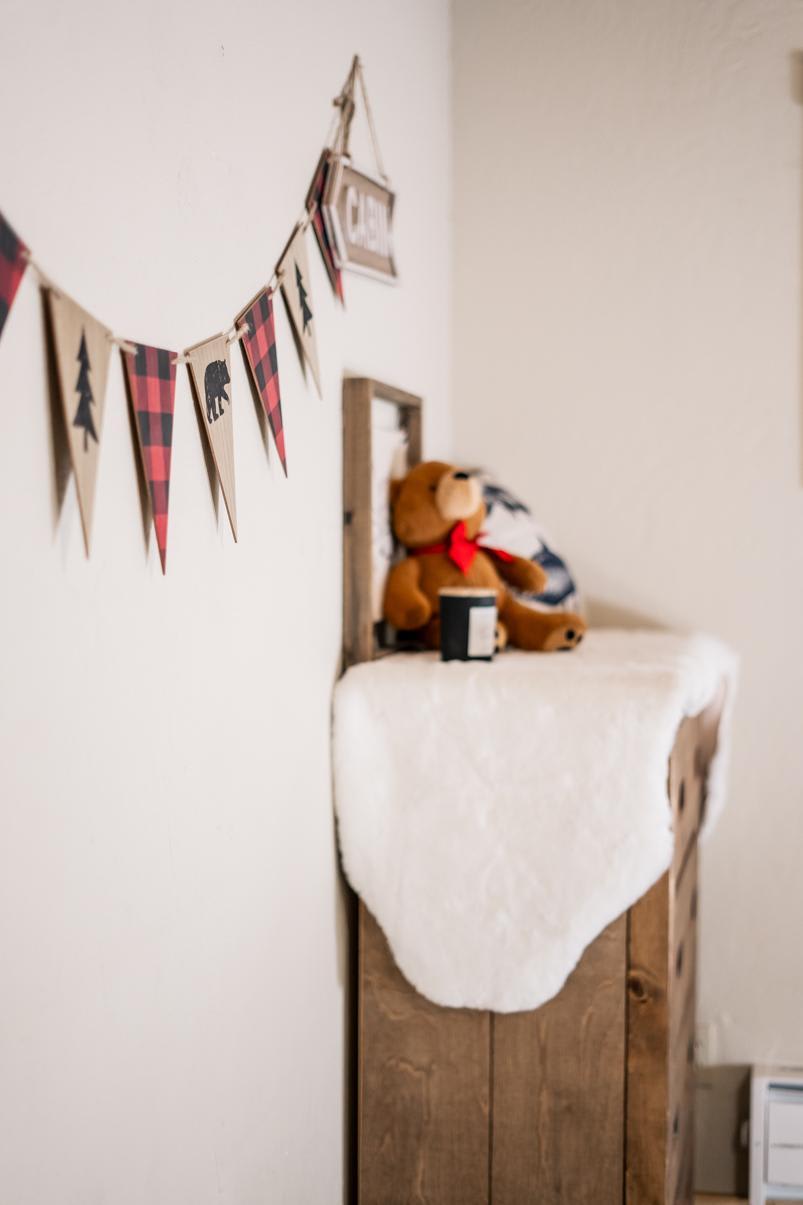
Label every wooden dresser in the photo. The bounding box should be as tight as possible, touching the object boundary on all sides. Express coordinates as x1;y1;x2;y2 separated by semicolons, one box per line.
356;703;718;1205
341;377;722;1205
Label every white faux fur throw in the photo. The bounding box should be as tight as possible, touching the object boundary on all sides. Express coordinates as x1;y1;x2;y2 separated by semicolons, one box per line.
333;630;737;1013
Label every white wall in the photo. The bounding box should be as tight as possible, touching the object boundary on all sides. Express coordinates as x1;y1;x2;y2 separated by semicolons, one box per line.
0;2;451;1201
453;0;803;1065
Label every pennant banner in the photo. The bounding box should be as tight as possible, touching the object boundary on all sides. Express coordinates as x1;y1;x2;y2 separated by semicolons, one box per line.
278;223;321;397
0;57;397;563
0;211;28;343
122;343;177;573
47;289;112;554
238;289;287;476
306;151;344;304
186;333;237;541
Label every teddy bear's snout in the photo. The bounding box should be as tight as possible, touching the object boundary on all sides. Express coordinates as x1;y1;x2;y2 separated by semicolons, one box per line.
435;469;482;522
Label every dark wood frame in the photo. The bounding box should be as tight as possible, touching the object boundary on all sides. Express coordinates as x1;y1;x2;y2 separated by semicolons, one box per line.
342;377;422;669
341;377;720;1203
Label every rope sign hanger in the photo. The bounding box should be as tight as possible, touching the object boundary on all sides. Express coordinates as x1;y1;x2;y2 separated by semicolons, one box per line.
320;55;397;284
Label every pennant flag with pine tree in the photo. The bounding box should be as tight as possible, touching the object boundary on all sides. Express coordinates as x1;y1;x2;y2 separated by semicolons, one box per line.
46;289;113;554
74;333;97;448
122;343;178;573
277;222;321;396
0;211;28;344
185;332;237;541
237;288;287;475
306;151;344;304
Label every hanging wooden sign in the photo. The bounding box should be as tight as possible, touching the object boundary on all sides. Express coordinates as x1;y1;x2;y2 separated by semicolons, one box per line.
277;223;321;397
185;333;238;541
322;157;396;283
46;289;113;554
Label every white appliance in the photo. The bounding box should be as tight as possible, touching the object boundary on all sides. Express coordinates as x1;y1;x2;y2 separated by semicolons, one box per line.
751;1066;803;1205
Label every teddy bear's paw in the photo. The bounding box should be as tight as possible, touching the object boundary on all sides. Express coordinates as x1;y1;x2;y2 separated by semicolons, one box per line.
516;560;549;594
495;621;509;652
543;616;587;652
403;599;433;629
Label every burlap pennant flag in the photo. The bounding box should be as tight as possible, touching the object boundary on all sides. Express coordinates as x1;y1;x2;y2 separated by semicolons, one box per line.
277;223;321;397
0;211;28;344
306;151;344;304
185;333;237;541
237;288;287;476
47;289;112;554
122;343;177;573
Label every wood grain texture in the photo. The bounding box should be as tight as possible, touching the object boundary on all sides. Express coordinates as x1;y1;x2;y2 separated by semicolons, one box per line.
670;848;698;1055
358;904;490;1205
344;380;725;1203
670;717;702;880
491;915;627;1205
342;378;422;669
627;706;713;1205
669;851;698;1205
627;865;671;1205
355;705;715;1205
342;378;374;669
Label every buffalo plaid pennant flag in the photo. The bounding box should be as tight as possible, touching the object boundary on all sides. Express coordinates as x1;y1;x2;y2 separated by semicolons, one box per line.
239;289;287;475
306;151;344;303
122;343;177;573
0;211;28;344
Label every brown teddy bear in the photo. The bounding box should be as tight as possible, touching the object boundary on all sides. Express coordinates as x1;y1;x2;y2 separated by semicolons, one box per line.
383;461;586;652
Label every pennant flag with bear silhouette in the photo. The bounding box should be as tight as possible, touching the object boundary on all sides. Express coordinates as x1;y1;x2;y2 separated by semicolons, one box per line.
46;289;113;554
238;288;287;476
0;211;28;344
122;343;178;573
185;332;237;541
277;223;321;397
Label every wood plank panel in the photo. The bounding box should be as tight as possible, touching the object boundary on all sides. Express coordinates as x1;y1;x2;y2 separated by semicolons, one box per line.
668;961;696;1128
628;700;701;1205
671;843;698;1048
695;1198;747;1204
669;843;698;1205
668;1053;696;1205
491;915;627;1205
670;718;701;880
358;905;491;1205
342;377;423;669
626;868;670;1205
672;844;698;978
343;378;375;669
667;992;696;1204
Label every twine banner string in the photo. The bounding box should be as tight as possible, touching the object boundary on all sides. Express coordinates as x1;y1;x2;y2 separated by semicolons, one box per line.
16;55;383;379
329;55;386;180
108;334;138;355
356;59;388;182
22;249;58;295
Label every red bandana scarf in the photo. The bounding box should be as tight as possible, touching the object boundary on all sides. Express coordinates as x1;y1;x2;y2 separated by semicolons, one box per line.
412;520;515;575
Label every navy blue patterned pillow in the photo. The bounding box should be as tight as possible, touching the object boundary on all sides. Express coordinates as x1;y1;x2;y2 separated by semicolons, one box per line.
478;473;582;613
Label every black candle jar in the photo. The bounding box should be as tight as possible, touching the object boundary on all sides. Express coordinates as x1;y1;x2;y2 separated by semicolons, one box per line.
438;588;498;662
